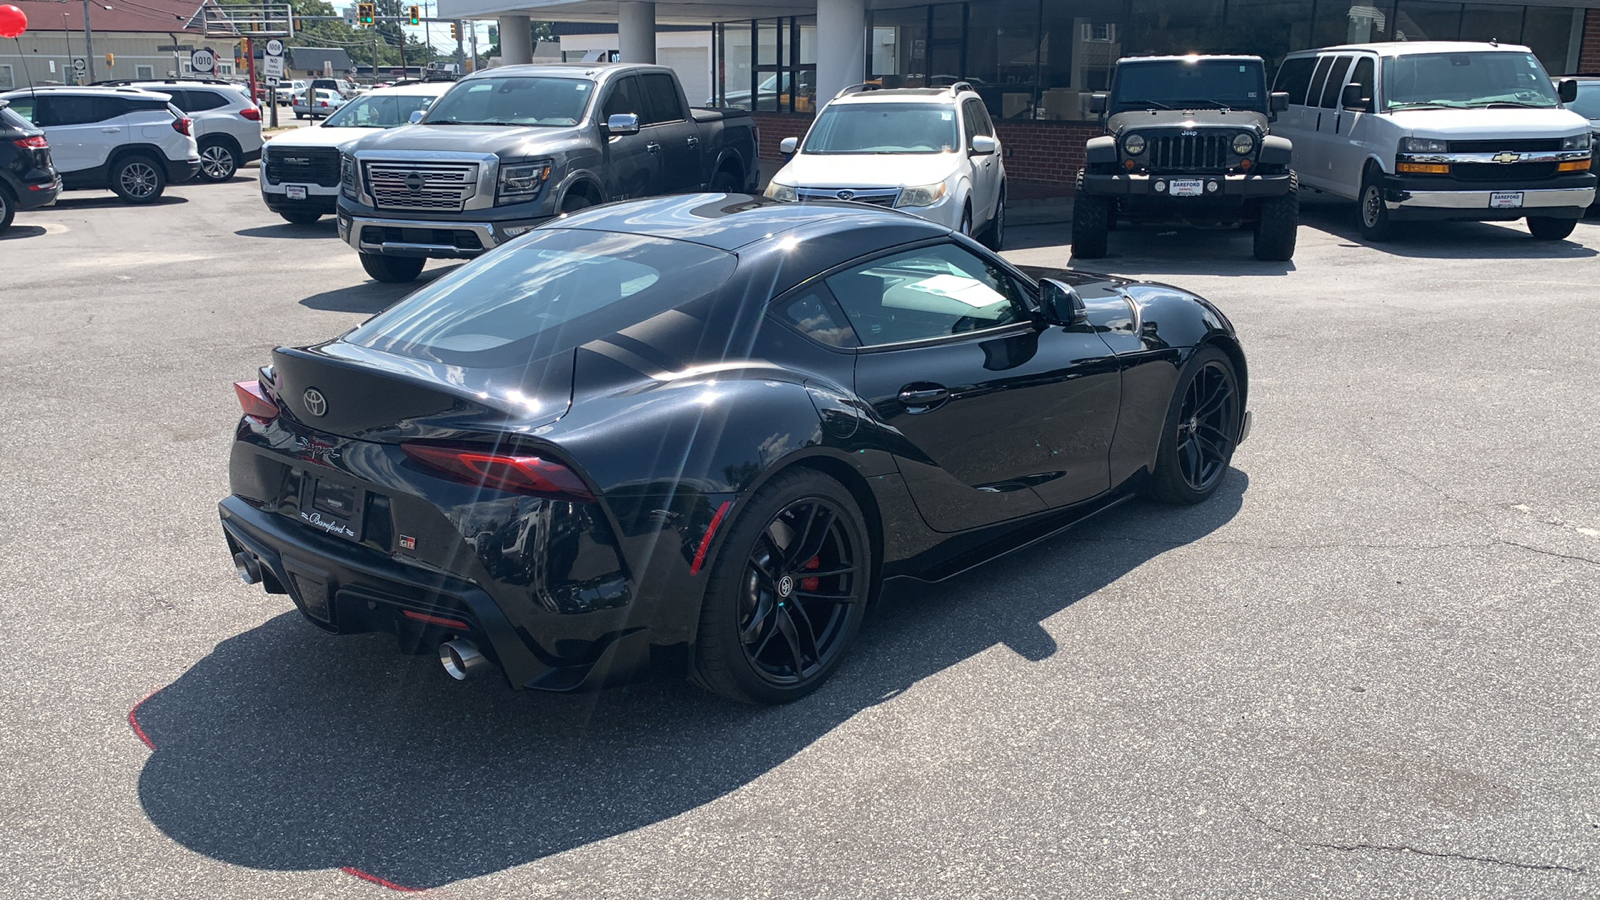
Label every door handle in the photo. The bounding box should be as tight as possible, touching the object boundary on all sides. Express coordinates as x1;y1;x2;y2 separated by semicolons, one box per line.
101;127;122;133
898;385;950;407
646;141;662;154
687;136;700;147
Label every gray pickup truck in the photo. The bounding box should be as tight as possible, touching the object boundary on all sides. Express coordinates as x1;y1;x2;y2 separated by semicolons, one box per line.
337;63;760;282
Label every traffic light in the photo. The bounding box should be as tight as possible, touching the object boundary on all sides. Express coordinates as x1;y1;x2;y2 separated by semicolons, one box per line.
449;21;460;40
356;3;374;26
104;52;114;67
408;5;419;25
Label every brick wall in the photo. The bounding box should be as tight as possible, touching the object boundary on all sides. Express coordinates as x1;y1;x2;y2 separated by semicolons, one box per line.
748;112;1100;191
1581;8;1600;74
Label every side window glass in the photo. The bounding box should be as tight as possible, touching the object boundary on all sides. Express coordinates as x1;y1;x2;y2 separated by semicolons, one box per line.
771;287;860;348
187;91;228;112
826;243;1028;347
975;103;996;137
1319;56;1353;109
1349;57;1375;107
43;96;107;125
8;97;38;124
1273;57;1316;105
1306;55;1334;110
163;90;194;111
602;75;643;120
640;73;683;124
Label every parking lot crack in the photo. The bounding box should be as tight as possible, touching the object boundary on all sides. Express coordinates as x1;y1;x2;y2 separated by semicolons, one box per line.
1493;539;1600;569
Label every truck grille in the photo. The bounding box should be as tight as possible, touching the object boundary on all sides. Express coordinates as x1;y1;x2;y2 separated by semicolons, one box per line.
796;187;900;207
365;162;479;212
266;148;340;186
1452;161;1558;181
1148;133;1230;171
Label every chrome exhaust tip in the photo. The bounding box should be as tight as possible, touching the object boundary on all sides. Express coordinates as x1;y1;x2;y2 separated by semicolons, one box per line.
233;552;262;585
439;639;488;681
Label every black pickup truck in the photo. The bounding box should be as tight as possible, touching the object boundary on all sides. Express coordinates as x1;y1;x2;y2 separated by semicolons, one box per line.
337;63;760;282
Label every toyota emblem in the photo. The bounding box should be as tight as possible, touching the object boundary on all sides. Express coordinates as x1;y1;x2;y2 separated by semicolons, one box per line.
777;575;795;598
836;189;856;201
405;172;426;192
303;388;328;417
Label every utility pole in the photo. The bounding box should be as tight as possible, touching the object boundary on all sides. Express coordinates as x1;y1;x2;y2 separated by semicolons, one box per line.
468;22;476;73
81;0;95;82
423;0;430;71
454;21;464;74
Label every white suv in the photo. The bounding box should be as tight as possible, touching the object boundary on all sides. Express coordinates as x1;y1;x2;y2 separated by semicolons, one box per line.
101;79;263;181
765;83;1008;249
260;81;451;225
0;87;200;203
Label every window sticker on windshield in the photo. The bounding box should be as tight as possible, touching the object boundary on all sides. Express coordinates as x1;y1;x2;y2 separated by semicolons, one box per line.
912;274;1005;308
941;111;953;120
1248;92;1258;97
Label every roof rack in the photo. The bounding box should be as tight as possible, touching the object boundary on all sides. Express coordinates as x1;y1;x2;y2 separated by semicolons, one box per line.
946;81;975;95
832;83;881;100
93;78;241;87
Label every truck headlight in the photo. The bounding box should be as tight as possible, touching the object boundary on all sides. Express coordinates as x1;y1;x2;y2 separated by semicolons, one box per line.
1561;132;1592;151
1231;132;1255;155
895;182;947;208
1400;137;1448;153
764;181;797;202
497;161;551;205
1123;133;1146;155
340;154;356;198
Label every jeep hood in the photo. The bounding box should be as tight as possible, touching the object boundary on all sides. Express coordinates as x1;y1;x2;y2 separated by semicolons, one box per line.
1389;107;1589;141
1108;109;1269;134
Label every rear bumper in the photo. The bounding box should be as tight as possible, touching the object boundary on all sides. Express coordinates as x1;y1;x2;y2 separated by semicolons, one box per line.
8;174;61;210
167;156;201;184
219;495;645;692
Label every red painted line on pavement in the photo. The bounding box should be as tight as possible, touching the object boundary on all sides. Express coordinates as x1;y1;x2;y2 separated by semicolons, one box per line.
341;866;423;892
128;693;157;750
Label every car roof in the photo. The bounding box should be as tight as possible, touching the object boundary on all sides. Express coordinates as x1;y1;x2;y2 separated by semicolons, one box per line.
553;193;949;253
462;62;674;83
0;86;174;99
364;82;453;96
832;88;966;106
1291;40;1533;57
1118;54;1264;64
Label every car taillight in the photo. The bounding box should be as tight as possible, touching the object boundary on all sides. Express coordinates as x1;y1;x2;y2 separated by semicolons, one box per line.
319;100;329;107
172;116;193;136
402;444;594;501
234;380;279;421
12;135;48;150
240;106;261;121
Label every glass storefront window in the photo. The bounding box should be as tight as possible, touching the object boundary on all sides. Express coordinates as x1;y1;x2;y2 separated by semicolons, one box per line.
1522;6;1583;75
1314;2;1395;47
1460;4;1525;45
1039;0;1124;120
1225;0;1315;67
869;7;928;89
1394;1;1462;42
1127;0;1226;56
965;0;1040;119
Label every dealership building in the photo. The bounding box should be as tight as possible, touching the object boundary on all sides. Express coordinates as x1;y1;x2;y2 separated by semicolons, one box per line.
443;0;1600;189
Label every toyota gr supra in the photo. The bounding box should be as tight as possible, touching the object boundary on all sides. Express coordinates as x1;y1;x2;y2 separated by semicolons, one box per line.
219;194;1251;704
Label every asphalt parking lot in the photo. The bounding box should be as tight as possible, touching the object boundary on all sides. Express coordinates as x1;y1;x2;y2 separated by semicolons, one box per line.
1;178;1598;898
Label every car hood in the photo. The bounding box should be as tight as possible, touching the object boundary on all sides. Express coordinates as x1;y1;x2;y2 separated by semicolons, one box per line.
1108;109;1269;134
1389;107;1589;140
351;122;586;158
771;152;961;189
266;126;387;150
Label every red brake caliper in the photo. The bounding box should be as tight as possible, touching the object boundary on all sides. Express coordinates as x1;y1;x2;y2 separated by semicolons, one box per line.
800;556;820;593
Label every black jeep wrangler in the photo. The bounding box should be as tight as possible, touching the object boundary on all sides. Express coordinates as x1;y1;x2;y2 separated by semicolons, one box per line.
1073;55;1298;261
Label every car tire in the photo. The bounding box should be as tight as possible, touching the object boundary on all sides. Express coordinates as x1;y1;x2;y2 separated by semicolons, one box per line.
1147;345;1242;506
559;192;592;214
295;112;305;119
1252;173;1298;261
959;203;973;237
690;468;873;705
710;168;742;194
980;185;1006;251
1071;186;1111;259
280;211;322;226
359;252;425;283
110;155;166;204
1526;216;1577;241
1357;168;1393;242
197;139;239;182
0;184;14;234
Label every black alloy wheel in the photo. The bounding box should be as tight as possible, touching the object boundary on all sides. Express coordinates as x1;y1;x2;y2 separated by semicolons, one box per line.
1148;346;1241;505
197;140;238;182
692;469;871;704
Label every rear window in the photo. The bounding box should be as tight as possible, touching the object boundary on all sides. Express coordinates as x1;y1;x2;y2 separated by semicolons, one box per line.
344;229;737;368
0;105;33;132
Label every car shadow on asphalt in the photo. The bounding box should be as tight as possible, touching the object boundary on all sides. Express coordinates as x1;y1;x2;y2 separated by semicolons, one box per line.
235;221;339;239
1295;201;1598;260
298;266;460;314
50;194;187;210
0;224;49;241
131;471;1247;890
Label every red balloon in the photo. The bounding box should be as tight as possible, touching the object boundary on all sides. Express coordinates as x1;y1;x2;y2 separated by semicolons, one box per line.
0;5;27;39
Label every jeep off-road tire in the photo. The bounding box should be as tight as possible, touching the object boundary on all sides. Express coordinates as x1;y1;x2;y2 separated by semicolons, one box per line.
1071;178;1111;259
1253;173;1299;261
359;252;425;283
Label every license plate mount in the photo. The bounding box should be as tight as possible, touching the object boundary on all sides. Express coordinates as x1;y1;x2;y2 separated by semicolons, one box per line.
297;473;363;542
1489;191;1524;209
1170;179;1205;198
286;184;309;201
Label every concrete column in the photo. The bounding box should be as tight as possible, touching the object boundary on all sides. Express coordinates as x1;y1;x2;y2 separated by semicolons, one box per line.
500;14;533;65
816;0;866;109
618;2;656;64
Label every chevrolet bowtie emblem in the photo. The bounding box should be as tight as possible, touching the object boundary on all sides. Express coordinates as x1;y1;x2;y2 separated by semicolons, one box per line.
1491;152;1521;164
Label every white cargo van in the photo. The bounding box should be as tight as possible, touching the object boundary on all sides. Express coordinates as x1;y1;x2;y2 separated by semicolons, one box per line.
1271;41;1593;241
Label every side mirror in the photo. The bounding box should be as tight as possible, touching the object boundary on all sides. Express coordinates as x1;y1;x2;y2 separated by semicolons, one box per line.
1037;278;1088;327
969;134;997;155
1270;91;1290;112
604;113;640;136
1557;78;1578;104
408;110;424;124
1088;93;1107;115
1340;83;1370;111
779;136;798;155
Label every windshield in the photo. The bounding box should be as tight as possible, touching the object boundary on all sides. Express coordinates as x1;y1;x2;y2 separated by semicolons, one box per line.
344;229;737;369
1111;60;1267;113
1569;83;1600;120
423;76;594;127
1383;52;1559;110
803;103;958;154
322;92;437;128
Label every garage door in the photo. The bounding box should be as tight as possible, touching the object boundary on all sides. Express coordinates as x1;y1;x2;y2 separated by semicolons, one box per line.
660;47;711;108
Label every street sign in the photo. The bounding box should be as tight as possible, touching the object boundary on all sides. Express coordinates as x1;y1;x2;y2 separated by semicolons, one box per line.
191;48;216;74
263;54;284;79
265;38;284;57
157;43;193;52
71;57;86;73
265;75;280;87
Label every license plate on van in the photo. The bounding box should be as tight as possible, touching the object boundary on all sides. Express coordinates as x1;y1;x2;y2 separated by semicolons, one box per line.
1170;179;1204;198
1489;192;1523;209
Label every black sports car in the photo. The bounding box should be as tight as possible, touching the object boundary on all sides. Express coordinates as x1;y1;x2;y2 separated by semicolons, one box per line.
219;194;1251;704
